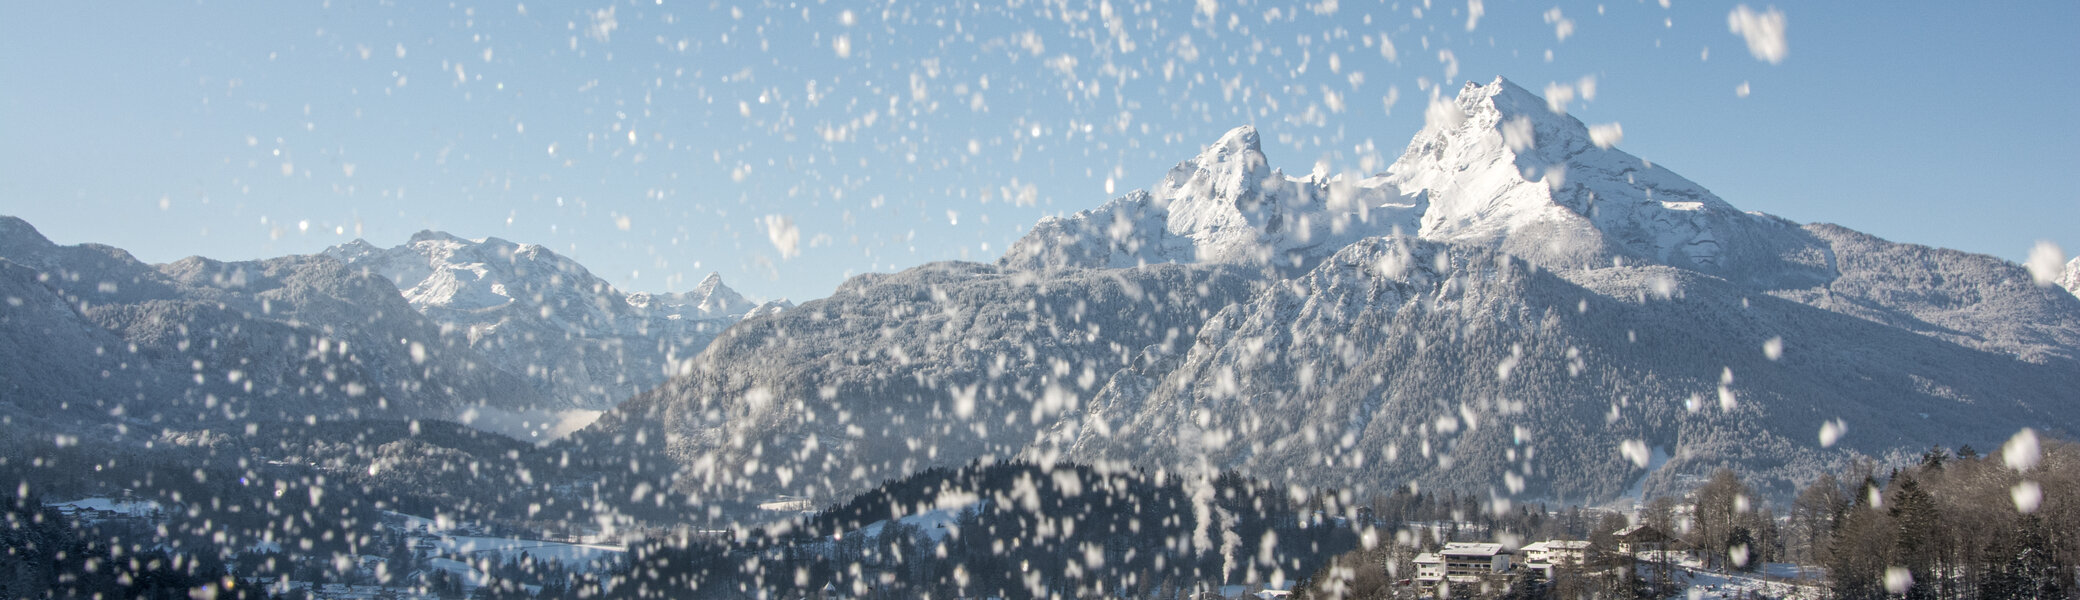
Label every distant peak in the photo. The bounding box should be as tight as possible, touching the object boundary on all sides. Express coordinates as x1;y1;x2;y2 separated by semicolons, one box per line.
696;271;726;288
408;230;463;244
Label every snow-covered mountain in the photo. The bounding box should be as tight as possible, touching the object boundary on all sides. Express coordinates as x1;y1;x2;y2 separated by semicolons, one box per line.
1386;80;1836;289
1048;234;2080;501
585;76;2080;507
324;232;779;409
1007;78;2080;363
999;125;1426;271
1007;78;1832;289
0;216;549;427
577;261;1262;502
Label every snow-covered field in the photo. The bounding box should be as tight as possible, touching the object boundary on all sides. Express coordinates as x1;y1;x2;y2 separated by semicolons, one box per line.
47;496;163;517
389;511;623;570
430;534;623;568
845;500;984;543
1649;562;1825;600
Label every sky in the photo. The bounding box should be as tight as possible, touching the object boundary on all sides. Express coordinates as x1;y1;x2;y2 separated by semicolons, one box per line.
3;1;2076;302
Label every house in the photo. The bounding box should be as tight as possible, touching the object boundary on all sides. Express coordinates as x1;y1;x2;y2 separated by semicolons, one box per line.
1614;524;1681;555
1520;540;1592;577
1413;542;1514;590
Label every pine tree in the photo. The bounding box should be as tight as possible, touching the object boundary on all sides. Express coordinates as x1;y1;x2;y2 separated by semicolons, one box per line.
1888;475;1940;600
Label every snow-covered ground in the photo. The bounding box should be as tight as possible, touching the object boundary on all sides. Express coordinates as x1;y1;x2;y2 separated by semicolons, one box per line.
1646;562;1825;600
388;511;623;571
1216;581;1297;599
426;557;493;588
430;534;623;569
47;496;163;517
844;500;985;543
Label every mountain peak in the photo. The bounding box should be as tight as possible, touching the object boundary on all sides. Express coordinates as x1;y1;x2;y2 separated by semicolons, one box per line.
408;230;464;244
1159;125;1271;207
0;215;52;249
1458;76;1554;117
1382;76;1817;276
1208;124;1262;156
689;272;751;316
694;271;726;291
1001;124;1421;270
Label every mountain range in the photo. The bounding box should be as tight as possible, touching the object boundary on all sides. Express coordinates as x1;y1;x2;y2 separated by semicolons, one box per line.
4;76;2076;510
0;219;773;439
323;232;782;411
582;77;2080;507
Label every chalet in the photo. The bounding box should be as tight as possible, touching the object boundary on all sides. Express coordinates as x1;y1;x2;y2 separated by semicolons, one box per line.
1614;524;1681;555
1414;542;1513;590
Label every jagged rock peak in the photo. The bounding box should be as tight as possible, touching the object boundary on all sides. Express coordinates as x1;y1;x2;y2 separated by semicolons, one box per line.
693;271;728;293
1156;124;1272;210
688;272;752;315
2063;256;2080;298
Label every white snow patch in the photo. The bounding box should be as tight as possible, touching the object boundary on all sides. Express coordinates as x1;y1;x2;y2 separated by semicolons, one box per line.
47;497;163;517
2003;428;2041;471
2012;480;2043;513
1727;5;1788;64
1589;123;1624;149
845;500;985;543
2025;240;2066;286
1620;440;1652;468
455;406;603;442
1819;418;1847;447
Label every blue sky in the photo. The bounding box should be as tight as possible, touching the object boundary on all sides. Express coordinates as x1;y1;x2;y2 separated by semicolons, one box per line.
3;1;2075;302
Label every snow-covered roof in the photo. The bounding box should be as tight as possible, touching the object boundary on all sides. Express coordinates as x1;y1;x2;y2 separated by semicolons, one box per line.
1414;552;1442;564
1617;524;1668;538
1439;542;1507;557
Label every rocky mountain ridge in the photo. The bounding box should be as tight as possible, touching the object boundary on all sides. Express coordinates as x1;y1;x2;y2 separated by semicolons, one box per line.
323;233;780;409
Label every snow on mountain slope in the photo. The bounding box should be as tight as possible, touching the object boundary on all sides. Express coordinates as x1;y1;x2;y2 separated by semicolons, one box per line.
1767;224;2080;363
627;272;761;320
1048;235;2080;501
1384;78;1833;288
1000;125;1426;271
324;233;765;410
1002;77;2078;363
2065;256;2080;298
1003;78;1832;292
0;216;549;427
577;261;1260;504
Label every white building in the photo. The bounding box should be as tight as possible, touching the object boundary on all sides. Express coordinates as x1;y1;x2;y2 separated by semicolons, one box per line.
1413;542;1514;590
1520;540;1592;577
